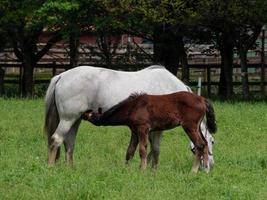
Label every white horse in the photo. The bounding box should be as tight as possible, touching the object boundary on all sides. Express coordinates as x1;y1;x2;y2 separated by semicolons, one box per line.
44;65;214;171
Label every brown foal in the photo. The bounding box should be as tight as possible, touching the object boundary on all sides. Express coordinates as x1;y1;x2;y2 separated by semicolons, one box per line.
82;91;217;173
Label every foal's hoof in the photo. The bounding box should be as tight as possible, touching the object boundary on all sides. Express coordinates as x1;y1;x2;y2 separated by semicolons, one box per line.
151;166;158;171
139;165;147;170
204;167;210;174
191;168;199;174
47;162;56;167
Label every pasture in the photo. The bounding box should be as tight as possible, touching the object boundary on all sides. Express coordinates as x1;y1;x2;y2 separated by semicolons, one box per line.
0;98;266;200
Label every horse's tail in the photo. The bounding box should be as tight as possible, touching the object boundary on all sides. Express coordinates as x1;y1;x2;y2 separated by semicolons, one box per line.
205;99;217;134
44;75;61;146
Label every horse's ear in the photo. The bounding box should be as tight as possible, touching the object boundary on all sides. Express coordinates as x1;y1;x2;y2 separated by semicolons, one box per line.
98;107;102;114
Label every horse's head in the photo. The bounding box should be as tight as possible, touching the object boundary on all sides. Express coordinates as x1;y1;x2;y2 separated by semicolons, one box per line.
205;129;215;169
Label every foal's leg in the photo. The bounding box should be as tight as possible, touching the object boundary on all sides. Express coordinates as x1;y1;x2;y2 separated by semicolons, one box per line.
183;125;206;173
125;131;139;164
48;119;75;166
192;143;209;173
63;119;81;166
138;125;149;170
147;131;162;169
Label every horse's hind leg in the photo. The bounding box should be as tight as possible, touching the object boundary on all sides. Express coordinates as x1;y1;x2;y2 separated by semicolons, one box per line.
55;147;61;162
48;140;60;163
147;131;162;169
48;119;75;165
63;119;81;166
125;131;138;164
147;132;153;164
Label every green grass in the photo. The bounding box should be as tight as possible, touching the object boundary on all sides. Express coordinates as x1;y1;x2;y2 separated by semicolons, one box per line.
0;99;266;200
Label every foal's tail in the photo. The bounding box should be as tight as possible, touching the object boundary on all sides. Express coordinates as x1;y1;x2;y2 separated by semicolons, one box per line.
44;75;61;146
205;99;217;134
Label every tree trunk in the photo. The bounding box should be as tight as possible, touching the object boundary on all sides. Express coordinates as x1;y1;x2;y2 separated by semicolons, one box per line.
153;27;179;76
177;36;189;84
97;35;114;67
21;51;35;97
69;30;80;69
0;67;5;95
22;65;34;97
12;28;61;97
239;49;249;100
218;34;234;99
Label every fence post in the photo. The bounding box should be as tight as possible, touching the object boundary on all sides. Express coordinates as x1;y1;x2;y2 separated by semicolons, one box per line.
197;77;202;96
52;61;56;76
0;67;5;95
207;65;211;96
261;26;266;94
19;65;23;97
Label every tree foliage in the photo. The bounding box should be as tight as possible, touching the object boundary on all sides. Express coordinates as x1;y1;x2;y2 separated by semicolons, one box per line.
195;0;267;98
0;0;267;98
0;0;63;96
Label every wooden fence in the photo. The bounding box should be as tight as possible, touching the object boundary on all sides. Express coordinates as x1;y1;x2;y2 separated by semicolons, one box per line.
0;62;266;96
0;43;266;96
187;63;266;96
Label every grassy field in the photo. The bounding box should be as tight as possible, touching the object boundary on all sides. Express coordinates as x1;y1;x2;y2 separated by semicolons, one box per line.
0;99;266;200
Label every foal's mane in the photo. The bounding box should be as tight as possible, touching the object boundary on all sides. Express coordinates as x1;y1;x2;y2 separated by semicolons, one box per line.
99;92;147;122
128;92;147;100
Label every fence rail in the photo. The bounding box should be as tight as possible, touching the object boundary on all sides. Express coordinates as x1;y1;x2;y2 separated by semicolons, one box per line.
1;62;266;97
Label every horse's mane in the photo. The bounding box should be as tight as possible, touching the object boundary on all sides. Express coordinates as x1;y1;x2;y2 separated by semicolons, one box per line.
99;92;147;124
144;65;165;70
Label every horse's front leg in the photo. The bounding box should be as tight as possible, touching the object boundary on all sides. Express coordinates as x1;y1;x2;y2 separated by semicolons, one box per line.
138;125;149;170
183;125;206;173
125;131;138;164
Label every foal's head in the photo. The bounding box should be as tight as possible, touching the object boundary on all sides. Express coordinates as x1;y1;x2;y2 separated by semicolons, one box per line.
190;123;215;169
82;108;103;124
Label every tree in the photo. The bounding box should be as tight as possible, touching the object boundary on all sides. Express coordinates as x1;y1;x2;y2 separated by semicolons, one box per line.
197;0;267;99
196;1;236;98
0;23;10;95
38;0;100;69
101;0;199;81
0;0;62;96
233;0;267;99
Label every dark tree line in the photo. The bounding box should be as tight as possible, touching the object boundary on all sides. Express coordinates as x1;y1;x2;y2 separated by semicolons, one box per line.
0;0;267;98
